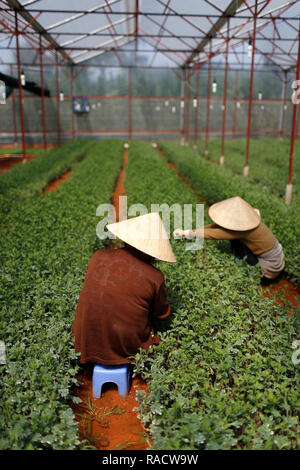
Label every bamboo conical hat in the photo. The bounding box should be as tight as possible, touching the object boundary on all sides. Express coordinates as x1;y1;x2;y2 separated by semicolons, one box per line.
107;212;176;263
208;196;261;231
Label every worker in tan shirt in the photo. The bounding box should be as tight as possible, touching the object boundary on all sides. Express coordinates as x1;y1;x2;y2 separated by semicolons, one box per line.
174;197;285;285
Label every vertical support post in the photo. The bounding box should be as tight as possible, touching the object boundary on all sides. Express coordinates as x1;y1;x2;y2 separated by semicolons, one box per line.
128;67;132;142
180;71;185;145
232;70;239;140
194;69;200;149
14;10;26;158
55;53;61;146
39;33;47;149
186;73;191;146
279;71;288;140
71;65;76;139
10;64;18;147
285;25;300;204
244;0;258;177
296;101;300;140
220;20;230;166
205;42;212;156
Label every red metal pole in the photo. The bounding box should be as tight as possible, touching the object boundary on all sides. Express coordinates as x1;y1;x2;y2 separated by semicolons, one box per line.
14;11;26;158
39;33;47;149
135;0;139;67
286;25;300;204
186;73;191;146
193;68;200;149
296;101;300;140
128;67;132;141
220;20;230;166
280;72;287;140
10;64;18;147
180;73;185;145
56;53;61;146
232;70;239;139
205;42;212;155
71;66;76;139
244;0;258;177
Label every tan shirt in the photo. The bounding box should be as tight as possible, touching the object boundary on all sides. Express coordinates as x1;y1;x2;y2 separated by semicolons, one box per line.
191;222;277;255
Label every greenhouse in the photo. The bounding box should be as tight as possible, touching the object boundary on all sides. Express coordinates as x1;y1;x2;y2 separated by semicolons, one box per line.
0;0;299;453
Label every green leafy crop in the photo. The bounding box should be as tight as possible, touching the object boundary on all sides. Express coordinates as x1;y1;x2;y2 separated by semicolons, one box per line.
196;138;300;205
125;140;299;450
159;141;300;289
0;139;95;221
1;138;299;450
0;140;124;449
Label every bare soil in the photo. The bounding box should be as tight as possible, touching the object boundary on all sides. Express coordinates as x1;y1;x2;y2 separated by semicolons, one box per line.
0;154;36;173
70;147;152;450
42;169;71;194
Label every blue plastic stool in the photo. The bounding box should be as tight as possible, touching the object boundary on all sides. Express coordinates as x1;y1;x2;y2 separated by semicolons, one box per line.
92;364;131;398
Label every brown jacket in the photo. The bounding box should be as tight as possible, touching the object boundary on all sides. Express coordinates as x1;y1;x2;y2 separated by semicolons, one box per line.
72;247;171;365
191;221;277;255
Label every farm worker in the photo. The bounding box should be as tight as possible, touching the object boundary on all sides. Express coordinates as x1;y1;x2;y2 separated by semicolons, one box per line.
173;196;285;285
72;212;176;365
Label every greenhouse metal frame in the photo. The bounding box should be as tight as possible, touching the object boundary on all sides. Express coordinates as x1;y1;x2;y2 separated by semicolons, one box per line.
0;0;299;202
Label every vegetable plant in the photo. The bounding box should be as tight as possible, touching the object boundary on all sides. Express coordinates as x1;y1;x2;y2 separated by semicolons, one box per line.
125;140;299;450
0;139;124;449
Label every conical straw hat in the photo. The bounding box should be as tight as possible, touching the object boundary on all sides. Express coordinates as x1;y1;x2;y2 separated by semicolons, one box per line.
107;212;176;263
208;196;261;231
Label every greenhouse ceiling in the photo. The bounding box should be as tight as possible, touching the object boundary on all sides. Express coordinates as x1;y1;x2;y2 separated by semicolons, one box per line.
0;0;299;72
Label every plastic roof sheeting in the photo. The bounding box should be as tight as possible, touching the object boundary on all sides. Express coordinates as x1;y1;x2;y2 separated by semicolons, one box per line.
0;0;299;71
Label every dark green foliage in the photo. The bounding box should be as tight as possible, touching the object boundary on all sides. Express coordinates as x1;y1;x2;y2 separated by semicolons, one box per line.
1;138;298;450
0;139;95;219
125;141;299;450
196;138;300;204
159;141;300;289
0;140;124;449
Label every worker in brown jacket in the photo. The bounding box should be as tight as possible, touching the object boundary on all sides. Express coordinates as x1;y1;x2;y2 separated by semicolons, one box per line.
174;196;285;285
72;212;176;365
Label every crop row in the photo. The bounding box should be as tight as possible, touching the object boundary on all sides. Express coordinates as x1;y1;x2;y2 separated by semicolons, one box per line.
0;139;124;449
196;138;300;204
159;141;300;290
125;140;299;450
0;139;95;221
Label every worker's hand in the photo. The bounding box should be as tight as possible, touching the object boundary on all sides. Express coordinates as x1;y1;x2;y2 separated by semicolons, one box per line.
173;229;192;239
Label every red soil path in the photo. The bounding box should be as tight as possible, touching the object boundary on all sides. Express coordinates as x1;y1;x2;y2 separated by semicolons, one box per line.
0;154;36;173
262;280;300;315
42;169;71;194
70;147;153;450
72;365;150;450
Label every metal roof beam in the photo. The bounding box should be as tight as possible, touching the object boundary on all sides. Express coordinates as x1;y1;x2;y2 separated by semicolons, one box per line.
182;0;245;68
4;0;74;65
60;14;134;47
44;0;121;32
70;35;125;60
73;37;132;64
3;7;299;21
